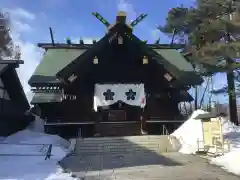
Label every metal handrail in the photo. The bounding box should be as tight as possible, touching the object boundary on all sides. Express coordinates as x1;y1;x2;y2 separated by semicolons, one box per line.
0;142;52;160
162;125;169;135
162;125;176;149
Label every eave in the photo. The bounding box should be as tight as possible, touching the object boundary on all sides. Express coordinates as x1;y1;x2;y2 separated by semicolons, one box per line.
0;60;24;68
37;43;185;50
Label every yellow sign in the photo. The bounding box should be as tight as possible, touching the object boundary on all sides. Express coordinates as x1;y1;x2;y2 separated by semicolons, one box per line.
198;117;230;155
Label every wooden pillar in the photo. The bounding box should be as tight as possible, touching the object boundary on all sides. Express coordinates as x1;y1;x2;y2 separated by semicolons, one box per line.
94;110;101;137
140;108;148;135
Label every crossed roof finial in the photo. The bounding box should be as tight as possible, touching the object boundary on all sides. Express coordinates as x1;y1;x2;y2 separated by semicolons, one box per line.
92;11;147;31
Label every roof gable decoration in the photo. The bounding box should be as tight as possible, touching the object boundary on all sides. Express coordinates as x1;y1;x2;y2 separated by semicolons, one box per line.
164;73;173;82
92;11;148;31
68;73;78;82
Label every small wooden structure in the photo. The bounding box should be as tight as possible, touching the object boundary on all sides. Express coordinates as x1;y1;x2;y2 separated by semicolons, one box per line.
195;113;230;156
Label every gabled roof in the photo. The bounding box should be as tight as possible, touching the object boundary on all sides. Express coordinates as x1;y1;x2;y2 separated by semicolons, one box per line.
155;49;194;72
29;23;203;87
55;23;203;86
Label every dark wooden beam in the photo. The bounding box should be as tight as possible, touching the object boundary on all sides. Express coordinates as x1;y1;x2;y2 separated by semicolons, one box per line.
37;43;93;49
0;60;24;69
37;43;185;50
0;60;24;64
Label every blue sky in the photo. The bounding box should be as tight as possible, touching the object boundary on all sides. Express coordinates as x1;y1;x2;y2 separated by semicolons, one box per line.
0;0;228;105
0;0;196;43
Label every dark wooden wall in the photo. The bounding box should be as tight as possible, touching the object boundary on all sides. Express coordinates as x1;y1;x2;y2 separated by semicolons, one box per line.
41;89;181;123
0;68;32;137
145;96;179;120
0;99;34;136
40;42;183;123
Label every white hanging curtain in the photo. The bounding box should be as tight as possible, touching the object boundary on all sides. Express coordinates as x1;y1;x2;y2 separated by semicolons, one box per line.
93;83;146;111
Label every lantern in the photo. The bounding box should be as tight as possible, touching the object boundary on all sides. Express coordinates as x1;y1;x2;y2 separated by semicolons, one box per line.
93;56;98;64
118;36;123;44
142;56;148;64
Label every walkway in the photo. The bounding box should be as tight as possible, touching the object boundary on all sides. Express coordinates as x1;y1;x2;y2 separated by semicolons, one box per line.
60;152;240;180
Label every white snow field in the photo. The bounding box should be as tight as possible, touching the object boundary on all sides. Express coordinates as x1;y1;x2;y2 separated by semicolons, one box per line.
171;110;240;175
0;116;77;180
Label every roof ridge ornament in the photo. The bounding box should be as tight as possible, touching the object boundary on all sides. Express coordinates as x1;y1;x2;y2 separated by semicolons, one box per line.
92;11;148;31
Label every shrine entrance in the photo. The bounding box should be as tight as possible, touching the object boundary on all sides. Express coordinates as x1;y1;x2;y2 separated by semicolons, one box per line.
93;83;146;136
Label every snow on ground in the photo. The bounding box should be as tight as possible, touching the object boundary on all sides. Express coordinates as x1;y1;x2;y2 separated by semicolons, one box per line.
210;118;240;175
171;110;240;175
0;117;77;180
171;109;207;154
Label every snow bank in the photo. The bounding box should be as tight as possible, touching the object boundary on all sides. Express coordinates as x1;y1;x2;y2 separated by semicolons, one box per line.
0;156;78;180
0;116;76;179
2;128;71;160
171;109;240;175
211;150;240;175
27;115;45;133
171;109;207;154
3;129;70;158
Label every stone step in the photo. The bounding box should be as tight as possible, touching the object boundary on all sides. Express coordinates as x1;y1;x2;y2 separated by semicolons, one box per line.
75;142;165;147
76;145;167;151
76;136;170;144
79;135;169;140
74;135;179;155
76;140;168;145
75;146;171;152
75;136;170;144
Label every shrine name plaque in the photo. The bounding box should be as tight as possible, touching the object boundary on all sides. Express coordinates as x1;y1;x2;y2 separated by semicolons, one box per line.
108;110;126;121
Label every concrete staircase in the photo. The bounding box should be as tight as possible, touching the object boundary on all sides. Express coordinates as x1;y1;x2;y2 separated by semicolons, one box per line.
74;135;181;155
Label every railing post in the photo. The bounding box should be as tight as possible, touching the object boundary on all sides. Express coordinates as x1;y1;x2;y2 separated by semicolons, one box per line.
78;128;82;138
45;144;52;160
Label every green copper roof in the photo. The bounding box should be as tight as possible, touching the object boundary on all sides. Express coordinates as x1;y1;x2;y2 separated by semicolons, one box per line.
152;49;202;85
31;92;63;104
154;49;194;72
29;49;86;85
29;41;202;86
